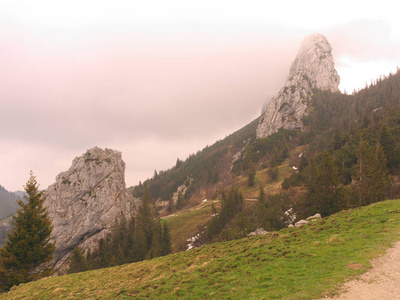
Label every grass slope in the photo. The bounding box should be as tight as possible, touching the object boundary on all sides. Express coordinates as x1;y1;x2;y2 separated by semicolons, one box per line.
164;158;294;252
164;200;215;252
3;200;400;300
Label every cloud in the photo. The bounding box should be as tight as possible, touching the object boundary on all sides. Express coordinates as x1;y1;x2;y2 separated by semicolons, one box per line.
328;20;400;62
327;21;400;92
5;4;400;191
0;25;299;190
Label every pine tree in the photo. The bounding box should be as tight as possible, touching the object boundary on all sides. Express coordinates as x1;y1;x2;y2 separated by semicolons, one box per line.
267;156;279;181
258;187;266;203
125;217;135;262
167;195;174;213
211;201;218;216
133;220;148;261
306;153;342;216
160;221;172;256
248;164;256;187
138;183;153;249
175;191;184;209
357;140;388;206
379;125;397;171
146;219;162;259
0;172;55;292
207;187;244;239
68;246;89;274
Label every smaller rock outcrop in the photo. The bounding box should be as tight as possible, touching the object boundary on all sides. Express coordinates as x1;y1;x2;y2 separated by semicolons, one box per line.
294;213;322;228
306;213;322;222
257;33;340;138
247;228;269;237
294;219;309;228
44;147;139;272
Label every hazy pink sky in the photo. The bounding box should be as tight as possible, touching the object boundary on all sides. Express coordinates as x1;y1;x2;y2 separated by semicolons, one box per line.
1;0;400;191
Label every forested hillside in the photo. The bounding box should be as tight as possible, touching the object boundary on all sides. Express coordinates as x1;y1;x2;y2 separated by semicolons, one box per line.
130;69;400;247
131;118;260;205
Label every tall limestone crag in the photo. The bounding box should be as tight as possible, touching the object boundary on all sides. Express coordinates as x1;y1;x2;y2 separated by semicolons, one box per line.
43;147;139;272
256;33;340;138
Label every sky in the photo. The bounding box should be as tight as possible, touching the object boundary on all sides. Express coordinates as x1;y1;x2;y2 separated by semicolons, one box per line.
1;0;400;191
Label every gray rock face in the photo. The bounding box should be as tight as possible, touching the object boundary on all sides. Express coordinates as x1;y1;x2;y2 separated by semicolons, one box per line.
43;147;139;271
256;33;340;138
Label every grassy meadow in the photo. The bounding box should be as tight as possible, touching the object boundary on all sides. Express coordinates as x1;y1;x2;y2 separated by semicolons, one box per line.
2;199;400;299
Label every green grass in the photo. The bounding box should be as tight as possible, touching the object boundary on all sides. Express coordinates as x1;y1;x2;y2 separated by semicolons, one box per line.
164;201;217;252
3;200;400;299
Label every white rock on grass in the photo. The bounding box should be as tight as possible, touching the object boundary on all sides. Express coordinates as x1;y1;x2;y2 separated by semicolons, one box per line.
295;219;309;228
247;228;269;237
306;213;322;221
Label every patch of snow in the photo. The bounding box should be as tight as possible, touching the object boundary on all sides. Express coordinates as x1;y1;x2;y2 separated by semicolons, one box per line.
284;207;297;224
186;233;201;251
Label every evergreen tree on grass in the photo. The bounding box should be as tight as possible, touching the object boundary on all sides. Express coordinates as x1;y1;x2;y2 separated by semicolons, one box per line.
161;221;172;256
356;140;388;206
68;246;89;274
146;219;162;259
306;153;342;216
0;172;55;292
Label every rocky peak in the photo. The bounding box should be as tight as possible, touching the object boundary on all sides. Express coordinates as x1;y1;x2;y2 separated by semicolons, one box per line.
256;33;340;138
43;147;139;272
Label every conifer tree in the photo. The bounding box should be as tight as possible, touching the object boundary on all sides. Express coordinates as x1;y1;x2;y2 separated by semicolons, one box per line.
306;153;342;216
258;187;266;203
207;187;244;239
138;183;153;249
167;195;174;213
211;201;218;216
357;140;388;206
175;191;184;209
248;164;256;187
267;156;279;181
68;246;89;274
133;220;148;261
0;172;55;292
146;220;162;259
160;221;172;256
379;125;397;171
125;217;135;262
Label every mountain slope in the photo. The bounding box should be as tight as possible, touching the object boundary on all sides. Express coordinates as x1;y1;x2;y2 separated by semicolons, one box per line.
130;66;400;252
2;199;400;299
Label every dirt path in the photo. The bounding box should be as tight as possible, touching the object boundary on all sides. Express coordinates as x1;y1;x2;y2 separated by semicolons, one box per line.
319;241;400;299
